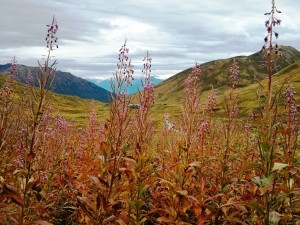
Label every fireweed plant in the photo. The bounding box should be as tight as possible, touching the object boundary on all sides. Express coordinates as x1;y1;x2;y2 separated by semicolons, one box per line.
0;16;59;224
1;0;300;224
251;0;300;224
20;16;59;225
0;57;18;155
76;42;156;224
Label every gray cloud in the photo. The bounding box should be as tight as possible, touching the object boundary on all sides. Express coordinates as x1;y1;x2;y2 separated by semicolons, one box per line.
1;0;299;80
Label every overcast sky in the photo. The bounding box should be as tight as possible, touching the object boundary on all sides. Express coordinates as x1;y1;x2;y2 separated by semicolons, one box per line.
1;0;299;79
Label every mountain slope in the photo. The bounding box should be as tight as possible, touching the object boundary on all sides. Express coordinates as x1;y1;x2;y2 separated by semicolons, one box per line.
151;59;300;121
0;72;109;125
155;46;300;104
0;64;112;102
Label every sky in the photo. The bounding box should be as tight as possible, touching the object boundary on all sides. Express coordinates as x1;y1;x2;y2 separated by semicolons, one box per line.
1;0;300;80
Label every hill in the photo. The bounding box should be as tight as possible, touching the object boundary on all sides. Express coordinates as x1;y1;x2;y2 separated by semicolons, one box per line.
154;46;300;103
0;64;112;103
152;46;300;119
0;72;109;125
87;76;163;95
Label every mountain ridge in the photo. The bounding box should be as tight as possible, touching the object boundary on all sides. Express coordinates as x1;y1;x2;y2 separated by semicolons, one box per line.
0;64;112;103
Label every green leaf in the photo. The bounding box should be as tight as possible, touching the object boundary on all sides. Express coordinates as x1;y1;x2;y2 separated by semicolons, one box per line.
138;183;149;196
248;200;264;215
259;175;275;195
129;199;145;210
239;162;262;176
222;181;229;192
251;176;261;186
272;162;289;172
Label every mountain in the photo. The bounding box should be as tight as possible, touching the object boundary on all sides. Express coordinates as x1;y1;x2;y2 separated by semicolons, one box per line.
154;46;300;103
0;64;112;103
87;77;163;95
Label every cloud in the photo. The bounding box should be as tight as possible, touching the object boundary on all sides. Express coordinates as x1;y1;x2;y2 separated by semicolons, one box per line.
1;0;299;80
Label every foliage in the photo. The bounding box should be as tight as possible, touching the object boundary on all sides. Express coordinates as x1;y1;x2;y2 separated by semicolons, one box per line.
1;1;300;224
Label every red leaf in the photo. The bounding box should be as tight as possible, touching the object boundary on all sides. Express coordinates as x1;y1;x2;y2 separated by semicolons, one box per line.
28;151;36;162
245;172;251;181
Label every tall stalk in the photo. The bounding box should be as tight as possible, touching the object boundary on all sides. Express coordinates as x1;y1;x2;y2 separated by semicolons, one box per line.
259;1;282;223
20;16;58;225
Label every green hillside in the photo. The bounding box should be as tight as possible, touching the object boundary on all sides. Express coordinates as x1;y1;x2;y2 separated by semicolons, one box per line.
0;73;109;125
152;57;300;120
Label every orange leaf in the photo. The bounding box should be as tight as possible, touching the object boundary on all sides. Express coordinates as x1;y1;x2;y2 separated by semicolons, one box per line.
116;219;127;225
77;196;96;220
3;184;24;206
100;142;109;151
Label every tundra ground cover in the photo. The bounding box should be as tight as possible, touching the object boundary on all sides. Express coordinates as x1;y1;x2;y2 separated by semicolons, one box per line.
0;1;300;224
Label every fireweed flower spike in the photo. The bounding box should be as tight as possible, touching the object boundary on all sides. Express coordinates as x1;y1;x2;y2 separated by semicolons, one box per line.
141;51;154;106
117;40;134;84
9;57;18;79
112;40;134;97
46;16;59;51
184;63;201;110
284;81;298;123
228;60;239;89
261;0;282;59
